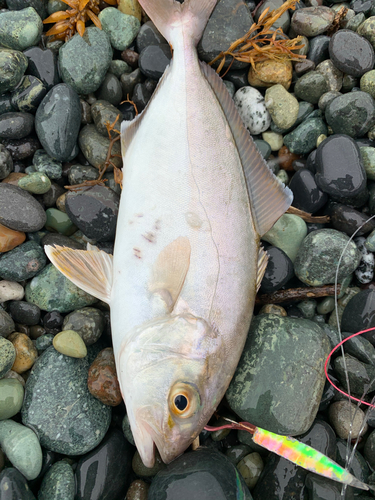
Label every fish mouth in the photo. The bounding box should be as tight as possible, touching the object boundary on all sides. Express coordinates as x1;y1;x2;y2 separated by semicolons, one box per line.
133;421;156;468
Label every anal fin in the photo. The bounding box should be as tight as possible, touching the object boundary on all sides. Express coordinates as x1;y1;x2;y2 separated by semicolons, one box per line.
149;236;191;311
44;244;113;304
257;245;268;292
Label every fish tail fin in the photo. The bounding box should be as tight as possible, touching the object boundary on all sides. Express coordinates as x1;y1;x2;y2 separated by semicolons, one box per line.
137;0;217;47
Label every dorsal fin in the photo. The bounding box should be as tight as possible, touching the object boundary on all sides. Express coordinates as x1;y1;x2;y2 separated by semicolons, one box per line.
149;236;191;311
44;244;113;304
200;62;293;237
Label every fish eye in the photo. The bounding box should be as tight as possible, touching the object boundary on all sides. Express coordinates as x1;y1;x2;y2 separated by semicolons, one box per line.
169;382;200;419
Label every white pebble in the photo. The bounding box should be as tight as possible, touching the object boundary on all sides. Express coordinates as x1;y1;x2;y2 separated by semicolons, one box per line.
355;236;374;284
0;280;24;302
329;400;368;439
234;87;271;135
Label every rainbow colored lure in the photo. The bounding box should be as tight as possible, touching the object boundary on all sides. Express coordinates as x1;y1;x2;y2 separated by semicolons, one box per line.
205;420;373;491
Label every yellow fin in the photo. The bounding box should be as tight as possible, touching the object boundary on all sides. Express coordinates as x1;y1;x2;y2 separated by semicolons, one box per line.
149;236;191;311
44;244;113;304
257;245;269;292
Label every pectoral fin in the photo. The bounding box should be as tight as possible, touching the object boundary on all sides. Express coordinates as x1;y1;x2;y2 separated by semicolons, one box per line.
149;236;191;311
257;246;268;292
44;244;113;304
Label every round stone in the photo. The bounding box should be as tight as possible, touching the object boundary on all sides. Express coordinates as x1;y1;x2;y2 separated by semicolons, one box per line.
126;480;149;500
291;6;335;37
283;117;328;155
91;100;123;137
98;7;140;51
0;378;24;420
18;172;51;194
0;223;25;253
0;183;46;232
294;229;361;286
259;246;294;293
8;331;38;373
226;314;330;435
10;75;46;113
234;87;271;135
78;124;122;169
315;59;343;92
59;27;113;94
262;214;308;263
248;59;293;90
360;146;375;180
25;264;98;313
0;112;34;140
329;400;367;439
23;46;60;91
136;20;166;53
45;208;77;236
32;150;62;180
9;301;40;325
330;203;375;237
35;333;54;352
341;289;375;336
265;84;299;130
132;450;166;478
294;71;329;104
288;169;328;213
0;337;16;378
307;34;330;65
325;91;375;138
329;29;375;77
0;144;13;180
0;419;42;480
237;453;263;489
96;73;123;107
315;134;366;199
38;460;75;500
88;348;122;406
0;240;46;282
0;280;24;302
53;330;87;358
21;346;111;455
62;307;105;345
138;44;172;80
0;467;36;499
0;48;28;94
0;7;43;51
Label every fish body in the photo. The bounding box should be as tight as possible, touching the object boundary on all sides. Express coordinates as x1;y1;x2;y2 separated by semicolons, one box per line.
45;0;292;468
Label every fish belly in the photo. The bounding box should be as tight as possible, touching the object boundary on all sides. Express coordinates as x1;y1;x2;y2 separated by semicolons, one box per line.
111;50;258;366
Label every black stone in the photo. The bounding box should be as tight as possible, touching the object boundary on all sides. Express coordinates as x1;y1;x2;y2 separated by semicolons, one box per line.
260;246;294;293
138;44;171;80
224;68;249;89
96;73;122;107
117;101;136;121
42;182;65;208
148;448;251;500
136;21;166;53
0;93;15;115
0;112;34;140
11;75;47;113
35;83;81;162
330;203;375;236
42;310;64;334
341;289;375;339
0;183;46;231
305;473;354;500
0;468;36;500
289;169;328;213
132;82;153;112
294;58;316;76
42;233;83;251
350;0;373;14
0;135;41;160
65;185;120;242
23;47;60;91
9;301;41;326
6;0;46;18
75;428;133;500
120;68;142;98
307;35;330;65
315;134;367;200
329;29;375;77
336;439;370;484
252;420;336;500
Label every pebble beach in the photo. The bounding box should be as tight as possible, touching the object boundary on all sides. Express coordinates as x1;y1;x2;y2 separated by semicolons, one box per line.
2;0;375;498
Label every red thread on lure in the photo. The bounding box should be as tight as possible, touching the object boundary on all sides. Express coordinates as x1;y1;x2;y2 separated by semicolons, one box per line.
324;326;375;408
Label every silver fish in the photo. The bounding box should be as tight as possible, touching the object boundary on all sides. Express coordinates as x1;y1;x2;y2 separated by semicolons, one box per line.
45;0;292;468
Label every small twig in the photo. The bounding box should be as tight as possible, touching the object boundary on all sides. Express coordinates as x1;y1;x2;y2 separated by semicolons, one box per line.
256;284;342;305
286;206;330;224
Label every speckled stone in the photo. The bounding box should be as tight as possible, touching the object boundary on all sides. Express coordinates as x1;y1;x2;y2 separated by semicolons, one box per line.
291;6;335;37
0;240;46;281
248;59;293;90
78;124;122;169
265;84;299;130
35;333;54;352
0;112;34;140
226;314;330;435
329;400;367;439
0;223;25;253
18;171;51;194
126;480;149;500
35;83;81;162
294;71;329;104
0;467;36;499
283;116;327;155
315;60;343;92
98;7;140;51
59;28;113;94
148;449;252;500
10;75;46;113
354;236;374;283
262;214;308;262
294;229;361;286
53;330;87;358
0;337;16;378
233;87;271;135
32;149;62;180
0;7;43;51
0;183;46;232
22;346;111;455
0;378;24;420
0;49;28;94
38;460;75;500
0;419;42;480
91;100;123;138
88;348;121;406
0;309;15;337
25;264;98;313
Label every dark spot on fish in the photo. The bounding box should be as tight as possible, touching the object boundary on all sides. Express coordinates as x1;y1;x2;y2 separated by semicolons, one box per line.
155;219;161;231
135;213;144;217
133;247;141;259
142;232;155;243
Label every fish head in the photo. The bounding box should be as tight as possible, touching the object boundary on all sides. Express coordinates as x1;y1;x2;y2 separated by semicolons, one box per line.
118;313;226;467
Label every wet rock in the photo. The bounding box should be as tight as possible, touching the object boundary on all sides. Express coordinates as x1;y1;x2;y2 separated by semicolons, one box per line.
330;203;375;237
325;92;375;138
329;29;375;77
0;112;34;140
18;171;51;194
289;169;327;213
262;214;307;262
0;49;28;94
0;184;46;232
45;208;76;236
0;7;42;51
32;149;62;180
96;73;123;107
0;135;41;160
0;223;25;253
283;116;327;155
10;75;46;113
138;44;172;80
23;46;60;91
291;6;335;37
91;100;123;138
126;480;149;500
234;87;271;135
0;240;46;281
354;236;374;283
53;330;87;358
38;460;75;500
248;59;293;90
0;309;15;337
136;20;166;53
9;301;40;325
0;378;24;420
22;346;111;455
329;400;367;439
265;84;299;130
8;331;38;373
259;246;294;293
341;289;375;336
88;348;121;406
98;7;140;51
294;71;329;105
78;124;122;169
0;337;16;378
0;468;36;499
226;314;330;435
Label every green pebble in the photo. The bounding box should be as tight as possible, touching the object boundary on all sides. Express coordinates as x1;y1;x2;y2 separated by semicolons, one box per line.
109;59;132;78
0;7;43;51
265;84;299;130
79;124;122;169
262;131;283;152
0;48;28;94
25;264;98;313
45;208;77;236
122;414;135;445
0;240;46;282
361;70;375;99
317;296;335;315
294;71;329;105
283;117;328;155
366;229;375;252
0;337;16;378
346;12;365;31
35;333;54;352
262;214;307;262
38;460;75;500
33;150;62;180
18;172;51;194
0;419;42;480
358;16;375;49
360;146;375;180
98;7;140;51
276;168;289;185
0;379;24;420
53;330;87;358
296;299;317;319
